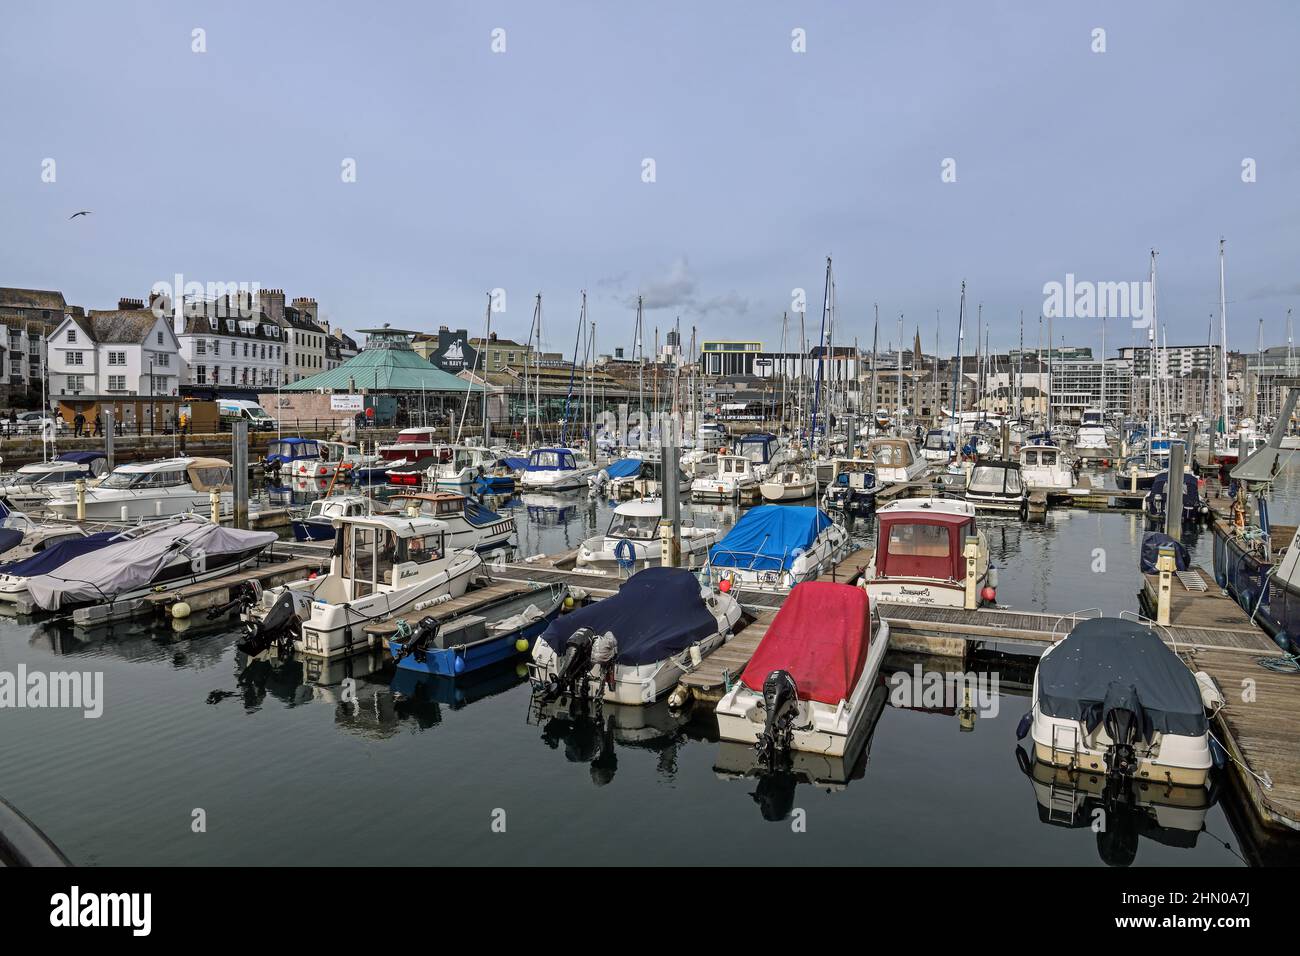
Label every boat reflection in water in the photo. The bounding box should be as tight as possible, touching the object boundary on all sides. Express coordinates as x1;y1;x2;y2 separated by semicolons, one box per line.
713;684;889;822
1014;745;1218;867
528;698;692;786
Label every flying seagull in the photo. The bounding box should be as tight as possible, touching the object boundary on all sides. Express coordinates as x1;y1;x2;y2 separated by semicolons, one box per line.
69;210;91;219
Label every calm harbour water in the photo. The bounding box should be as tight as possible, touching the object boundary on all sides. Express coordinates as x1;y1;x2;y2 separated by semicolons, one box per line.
2;466;1298;867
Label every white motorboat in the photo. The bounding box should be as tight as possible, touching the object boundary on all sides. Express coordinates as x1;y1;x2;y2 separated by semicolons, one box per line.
865;437;928;484
43;458;233;521
290;494;394;542
759;463;817;502
727;432;786;482
705;505;849;593
695;422;728;452
518;447;599;491
377;426;444;474
21;518;277;612
821;457;877;517
1024;617;1214;788
680;449;718;479
859;497;995;608
1019;441;1075;493
964;458;1027;515
1074;409;1110;451
715;582;889;759
424;445;498;490
389;491;516;552
528;566;742;705
294;441;380;483
576;499;720;569
919;428;958;463
0;452;108;508
691;453;761;502
239;512;483;659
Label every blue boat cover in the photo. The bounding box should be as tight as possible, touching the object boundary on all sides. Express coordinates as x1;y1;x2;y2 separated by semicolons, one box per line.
536;566;717;666
57;451;107;465
1140;531;1189;574
709;505;832;572
1150;471;1199;500
0;530;119;576
463;499;505;528
604;458;642;479
0;527;23;558
501;456;528;470
526;448;578;472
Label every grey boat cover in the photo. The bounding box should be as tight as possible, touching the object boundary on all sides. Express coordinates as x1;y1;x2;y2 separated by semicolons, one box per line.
1037;618;1207;739
25;519;277;610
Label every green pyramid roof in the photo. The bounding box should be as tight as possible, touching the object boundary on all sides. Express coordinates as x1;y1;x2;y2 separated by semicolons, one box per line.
281;327;482;393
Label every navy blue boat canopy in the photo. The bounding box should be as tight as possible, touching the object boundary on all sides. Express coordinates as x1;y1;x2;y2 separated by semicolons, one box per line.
536;566;717;666
1140;531;1189;574
1150;471;1199;499
0;530;119;576
709;505;832;572
56;451;107;466
0;527;23;558
1037;617;1207;739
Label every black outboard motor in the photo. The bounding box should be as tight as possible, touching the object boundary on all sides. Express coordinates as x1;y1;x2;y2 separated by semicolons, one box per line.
754;670;800;766
237;589;302;658
1101;682;1145;781
542;628;618;701
392;615;440;664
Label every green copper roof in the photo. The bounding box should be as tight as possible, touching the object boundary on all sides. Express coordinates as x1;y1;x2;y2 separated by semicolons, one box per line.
281;329;482;393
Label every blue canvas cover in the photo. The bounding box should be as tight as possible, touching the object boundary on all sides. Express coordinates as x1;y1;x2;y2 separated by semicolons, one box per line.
0;528;23;558
536;566;718;666
56;451;107;466
501;456;528;471
604;458;642;479
526;448;576;471
1150;471;1199;500
709;505;832;572
0;531;119;576
1140;531;1190;574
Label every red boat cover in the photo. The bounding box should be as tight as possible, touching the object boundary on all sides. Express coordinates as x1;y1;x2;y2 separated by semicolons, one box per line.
739;582;872;705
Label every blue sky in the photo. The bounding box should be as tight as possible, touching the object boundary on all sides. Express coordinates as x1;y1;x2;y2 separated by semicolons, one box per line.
2;1;1297;358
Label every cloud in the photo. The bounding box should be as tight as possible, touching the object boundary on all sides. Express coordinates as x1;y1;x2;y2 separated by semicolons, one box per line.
627;256;749;316
1244;282;1300;302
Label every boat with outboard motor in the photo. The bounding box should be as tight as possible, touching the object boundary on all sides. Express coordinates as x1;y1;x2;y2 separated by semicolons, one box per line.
20;518;277;612
290;494;394;541
1143;471;1208;527
1021;617;1215;788
821;458;876;517
376;426;444;474
690;453;761;502
527;566;742;705
715;582;889;760
865;437;928;485
0;526;136;603
388;582;568;676
295;441;381;483
235;512;483;660
705;505;849;593
859;497;995;608
43;458;234;520
262;437;322;478
576;498;720;569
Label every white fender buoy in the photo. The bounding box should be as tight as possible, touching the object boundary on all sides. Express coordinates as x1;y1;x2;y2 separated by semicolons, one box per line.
172;601;192;619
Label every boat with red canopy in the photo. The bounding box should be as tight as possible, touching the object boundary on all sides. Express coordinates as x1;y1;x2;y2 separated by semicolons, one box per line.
715;582;889;759
859;497;994;607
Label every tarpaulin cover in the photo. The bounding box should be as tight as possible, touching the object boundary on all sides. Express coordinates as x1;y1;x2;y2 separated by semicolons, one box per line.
24;520;277;610
1149;471;1200;501
56;451;107;466
536;566;719;666
1037;617;1207;739
501;457;528;471
709;505;832;572
1140;531;1189;574
0;531;119;576
603;458;643;479
0;528;23;558
739;582;871;704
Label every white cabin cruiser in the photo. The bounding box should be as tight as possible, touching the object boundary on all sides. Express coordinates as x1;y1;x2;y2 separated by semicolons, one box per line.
865;438;928;485
390;491;515;552
695;422;728;452
0;452;108;508
1019;441;1075;493
518;447;599;491
295;441;379;482
528;566;742;706
964;459;1028;515
716;582;889;759
239;512;483;659
860;498;994;608
425;445;498;490
691;453;760;502
705;505;848;593
377;427;443;473
759;463;817;502
576;499;720;570
43;458;233;520
1024;617;1213;788
1075;409;1110;451
919;428;958;463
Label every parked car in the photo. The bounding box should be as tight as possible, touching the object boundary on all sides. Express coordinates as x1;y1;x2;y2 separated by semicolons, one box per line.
0;412;65;437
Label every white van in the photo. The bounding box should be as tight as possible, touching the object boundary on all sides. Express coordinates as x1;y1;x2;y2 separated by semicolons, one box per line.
219;399;276;431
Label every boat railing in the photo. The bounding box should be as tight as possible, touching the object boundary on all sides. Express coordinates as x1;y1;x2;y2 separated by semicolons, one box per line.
1118;609;1178;656
1048;607;1103;644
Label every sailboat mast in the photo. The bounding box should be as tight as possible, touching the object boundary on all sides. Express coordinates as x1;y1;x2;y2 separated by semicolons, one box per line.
810;256;832;451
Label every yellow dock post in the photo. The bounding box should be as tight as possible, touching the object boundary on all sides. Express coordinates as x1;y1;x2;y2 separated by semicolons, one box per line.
1129;464;1138;493
964;536;979;610
210;489;221;524
1156;546;1174;626
75;479;86;521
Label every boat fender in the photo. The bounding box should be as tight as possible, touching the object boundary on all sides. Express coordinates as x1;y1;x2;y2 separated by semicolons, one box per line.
1015;711;1031;740
987;566;999;589
515;637;531;653
172;601;192;620
1195;671;1225;711
1210;736;1228;770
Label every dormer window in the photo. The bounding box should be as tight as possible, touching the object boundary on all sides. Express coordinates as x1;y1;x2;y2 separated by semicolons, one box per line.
67;329;77;344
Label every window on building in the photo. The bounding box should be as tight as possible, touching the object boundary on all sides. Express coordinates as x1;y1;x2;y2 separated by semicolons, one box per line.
196;366;207;384
155;353;170;367
67;374;84;391
68;351;84;366
67;329;77;343
196;340;206;356
108;351;126;365
108;374;126;391
157;331;164;345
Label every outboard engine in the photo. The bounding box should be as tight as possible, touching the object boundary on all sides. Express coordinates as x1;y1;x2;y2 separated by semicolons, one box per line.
542;628;619;701
237;588;303;659
1101;682;1145;781
754;670;800;766
392;615;440;664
